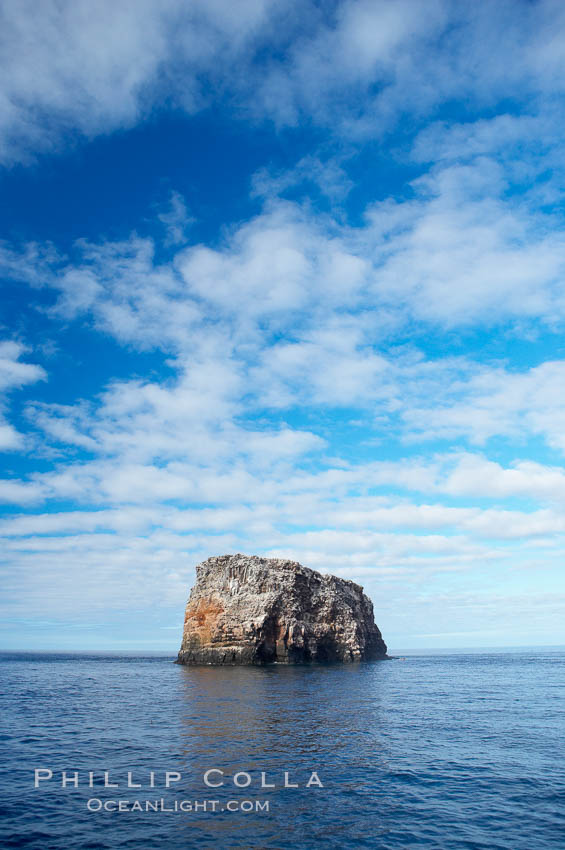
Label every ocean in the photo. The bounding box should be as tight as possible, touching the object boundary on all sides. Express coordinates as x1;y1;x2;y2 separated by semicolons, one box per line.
1;649;563;849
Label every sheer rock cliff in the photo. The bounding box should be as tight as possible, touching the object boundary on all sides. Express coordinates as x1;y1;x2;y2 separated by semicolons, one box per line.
177;554;388;665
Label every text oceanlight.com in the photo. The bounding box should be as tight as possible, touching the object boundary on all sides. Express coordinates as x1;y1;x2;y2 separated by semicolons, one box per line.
87;798;270;813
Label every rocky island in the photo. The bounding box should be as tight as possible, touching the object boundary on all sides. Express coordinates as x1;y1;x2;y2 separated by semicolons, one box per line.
177;554;388;665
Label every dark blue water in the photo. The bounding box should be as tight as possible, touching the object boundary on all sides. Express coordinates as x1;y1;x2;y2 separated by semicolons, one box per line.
1;651;563;849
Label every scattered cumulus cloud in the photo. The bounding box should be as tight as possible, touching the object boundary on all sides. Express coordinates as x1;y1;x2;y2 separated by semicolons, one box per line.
0;341;46;450
157;192;194;247
3;1;565;164
2;0;565;647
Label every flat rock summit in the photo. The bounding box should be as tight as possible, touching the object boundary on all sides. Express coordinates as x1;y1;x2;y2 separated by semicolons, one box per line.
177;554;388;665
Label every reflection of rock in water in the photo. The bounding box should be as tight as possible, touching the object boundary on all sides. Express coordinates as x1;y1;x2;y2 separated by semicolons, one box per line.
177;554;388;665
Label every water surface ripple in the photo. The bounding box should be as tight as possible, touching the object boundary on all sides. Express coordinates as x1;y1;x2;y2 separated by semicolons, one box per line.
1;650;563;848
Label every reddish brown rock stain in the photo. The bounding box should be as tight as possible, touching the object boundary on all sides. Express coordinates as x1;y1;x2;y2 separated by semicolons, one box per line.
184;599;224;643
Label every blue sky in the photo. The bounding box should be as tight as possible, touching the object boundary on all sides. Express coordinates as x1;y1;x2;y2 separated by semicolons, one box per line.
1;0;565;651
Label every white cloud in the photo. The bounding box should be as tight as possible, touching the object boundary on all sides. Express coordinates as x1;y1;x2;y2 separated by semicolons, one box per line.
4;415;565;633
0;341;46;451
411;113;560;166
365;159;565;328
253;0;565;137
251;155;354;204
255;0;447;128
5;173;565;466
157;192;194;247
0;0;294;164
0;423;24;451
6;148;565;354
4;1;565;649
402;361;565;451
4;1;565;165
0;341;46;392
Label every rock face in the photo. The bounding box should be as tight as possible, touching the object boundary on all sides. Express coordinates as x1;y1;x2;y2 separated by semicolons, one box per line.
177;554;387;665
